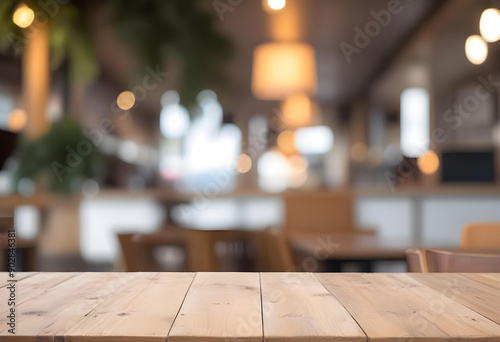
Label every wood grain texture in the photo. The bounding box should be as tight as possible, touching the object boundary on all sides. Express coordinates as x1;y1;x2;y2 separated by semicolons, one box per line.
317;273;500;341
0;272;37;287
0;272;138;341
461;273;500;290
0;273;77;316
168;272;262;342
63;273;194;342
317;273;448;341
1;272;500;342
410;273;500;325
261;273;366;341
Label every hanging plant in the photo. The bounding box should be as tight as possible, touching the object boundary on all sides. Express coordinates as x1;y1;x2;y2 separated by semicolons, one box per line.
102;0;232;105
0;0;232;103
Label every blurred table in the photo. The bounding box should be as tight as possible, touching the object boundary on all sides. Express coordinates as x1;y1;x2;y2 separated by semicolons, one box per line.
1;272;500;341
289;233;455;271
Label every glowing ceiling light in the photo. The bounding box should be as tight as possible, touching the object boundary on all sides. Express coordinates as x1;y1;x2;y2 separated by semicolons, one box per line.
480;8;500;43
13;3;35;28
417;150;440;175
465;35;488;65
116;91;135;110
268;0;286;10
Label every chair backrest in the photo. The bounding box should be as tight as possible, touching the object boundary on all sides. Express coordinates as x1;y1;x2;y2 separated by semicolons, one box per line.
460;222;500;248
406;248;500;273
406;248;428;272
283;191;354;235
184;229;253;272
258;229;295;272
116;233;157;272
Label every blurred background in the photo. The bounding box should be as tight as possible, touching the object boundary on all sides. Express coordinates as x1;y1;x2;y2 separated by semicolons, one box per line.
1;0;500;273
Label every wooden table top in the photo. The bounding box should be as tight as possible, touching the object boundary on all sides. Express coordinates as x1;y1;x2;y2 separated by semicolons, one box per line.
290;233;456;260
1;272;500;341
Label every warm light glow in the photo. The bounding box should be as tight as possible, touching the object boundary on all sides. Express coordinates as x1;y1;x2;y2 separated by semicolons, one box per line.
350;142;368;162
280;93;315;127
12;4;35;28
236;153;252;174
417;150;440;175
288;155;307;188
294;126;334;154
269;4;301;41
480;8;500;42
252;43;317;100
465;35;488;65
400;88;429;158
117;91;136;110
268;0;286;10
288;155;307;172
8;109;27;132
277;130;296;155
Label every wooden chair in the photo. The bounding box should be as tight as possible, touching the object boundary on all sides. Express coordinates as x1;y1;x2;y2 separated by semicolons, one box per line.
257;228;295;272
184;229;256;272
406;248;500;272
406;248;428;272
283;191;372;236
460;222;500;248
116;233;158;272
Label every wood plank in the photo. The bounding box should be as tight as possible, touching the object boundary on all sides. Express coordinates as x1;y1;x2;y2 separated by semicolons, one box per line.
0;273;78;316
461;273;500;290
410;273;500;325
168;272;262;342
317;273;500;341
361;274;500;339
261;272;365;341
63;273;194;342
0;272;138;341
0;272;38;288
316;273;449;341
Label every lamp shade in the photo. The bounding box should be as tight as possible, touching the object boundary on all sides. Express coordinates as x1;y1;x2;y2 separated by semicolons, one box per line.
252;42;317;100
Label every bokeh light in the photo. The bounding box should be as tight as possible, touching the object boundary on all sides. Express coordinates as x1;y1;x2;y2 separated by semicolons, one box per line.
8;108;27;132
268;0;286;10
465;35;488;65
277;130;296;155
288;155;308;188
117;91;136;110
258;150;291;193
417;150;440;175
280;93;314;127
236;153;252;174
294;126;334;154
480;8;500;43
13;3;35;28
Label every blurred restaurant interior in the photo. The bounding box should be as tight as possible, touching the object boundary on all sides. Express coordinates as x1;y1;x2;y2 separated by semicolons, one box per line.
1;0;500;273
